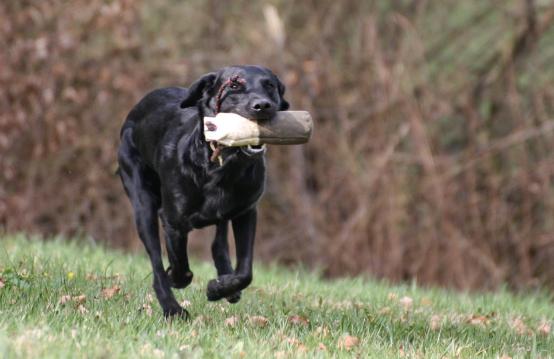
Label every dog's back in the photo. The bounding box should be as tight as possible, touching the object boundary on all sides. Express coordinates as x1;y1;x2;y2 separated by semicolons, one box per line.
120;87;196;171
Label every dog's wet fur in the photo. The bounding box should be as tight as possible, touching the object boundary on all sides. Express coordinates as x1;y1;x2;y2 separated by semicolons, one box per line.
117;65;289;317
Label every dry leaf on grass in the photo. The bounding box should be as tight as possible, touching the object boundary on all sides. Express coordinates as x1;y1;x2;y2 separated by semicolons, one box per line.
101;285;121;299
467;314;489;326
420;297;432;306
399;296;413;310
318;342;327;351
399;345;405;357
59;294;86;305
77;304;88;314
338;335;359;351
140;303;153;317
180;299;191;308
59;295;72;305
249;315;269;327
288;315;309;326
284;337;302;346
510;317;530;335
378;306;391;315
499;355;512;359
430;315;441;330
538;321;551;336
0;277;5;289
74;295;86;304
225;316;239;327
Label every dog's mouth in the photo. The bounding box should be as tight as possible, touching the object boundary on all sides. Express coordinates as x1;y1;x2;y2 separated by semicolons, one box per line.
240;144;266;156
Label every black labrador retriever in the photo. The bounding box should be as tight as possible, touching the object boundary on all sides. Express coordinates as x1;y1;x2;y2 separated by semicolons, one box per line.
117;65;289;318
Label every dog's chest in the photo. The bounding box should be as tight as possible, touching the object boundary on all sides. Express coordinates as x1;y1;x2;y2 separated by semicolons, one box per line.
167;160;266;228
201;166;265;216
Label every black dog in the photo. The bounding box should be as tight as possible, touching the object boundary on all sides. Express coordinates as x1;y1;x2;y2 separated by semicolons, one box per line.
117;65;289;317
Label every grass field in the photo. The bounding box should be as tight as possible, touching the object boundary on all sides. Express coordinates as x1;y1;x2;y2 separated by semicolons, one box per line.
0;234;553;358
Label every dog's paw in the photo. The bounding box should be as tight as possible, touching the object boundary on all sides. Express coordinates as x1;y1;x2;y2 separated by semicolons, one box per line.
206;275;238;301
162;304;189;320
167;267;193;289
226;291;241;303
206;278;224;301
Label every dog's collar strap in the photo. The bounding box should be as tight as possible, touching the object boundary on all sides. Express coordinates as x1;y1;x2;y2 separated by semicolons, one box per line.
210;75;245;166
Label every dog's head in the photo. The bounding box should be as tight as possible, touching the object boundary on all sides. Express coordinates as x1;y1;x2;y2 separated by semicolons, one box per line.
180;65;289;120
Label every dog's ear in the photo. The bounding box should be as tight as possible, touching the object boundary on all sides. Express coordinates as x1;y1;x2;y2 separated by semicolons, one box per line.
180;72;217;109
277;78;290;111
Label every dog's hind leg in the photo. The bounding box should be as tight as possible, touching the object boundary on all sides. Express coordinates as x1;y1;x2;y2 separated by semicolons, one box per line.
118;131;186;318
207;209;256;301
210;221;241;303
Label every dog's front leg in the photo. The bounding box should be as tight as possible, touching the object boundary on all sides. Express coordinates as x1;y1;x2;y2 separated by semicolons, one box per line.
160;212;194;289
210;221;242;303
207;209;256;301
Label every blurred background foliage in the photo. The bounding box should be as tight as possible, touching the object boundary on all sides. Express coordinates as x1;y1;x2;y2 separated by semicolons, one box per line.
2;0;554;290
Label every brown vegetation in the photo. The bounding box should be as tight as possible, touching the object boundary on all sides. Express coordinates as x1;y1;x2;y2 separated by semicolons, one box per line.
2;0;554;290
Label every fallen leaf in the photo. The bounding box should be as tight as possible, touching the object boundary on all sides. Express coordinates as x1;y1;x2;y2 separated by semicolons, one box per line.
101;285;121;299
420;297;432;306
141;303;153;317
378;306;391;315
498;355;512;359
73;294;86;304
77;304;88;314
0;277;5;289
399;345;405;357
467;314;489;326
338;335;359;351
510;317;529;335
274;351;286;359
318;342;327;351
430;315;441;330
225;316;239;327
297;344;307;353
387;292;397;300
284;337;302;346
59;295;72;305
249;315;269;327
180;299;191;308
538;321;551;336
288;315;309;326
399;296;413;310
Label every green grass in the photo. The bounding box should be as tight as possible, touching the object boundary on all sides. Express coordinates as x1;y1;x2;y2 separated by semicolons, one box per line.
0;234;553;358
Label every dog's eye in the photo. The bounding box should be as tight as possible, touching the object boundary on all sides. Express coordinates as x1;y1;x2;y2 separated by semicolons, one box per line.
230;82;241;90
265;82;275;90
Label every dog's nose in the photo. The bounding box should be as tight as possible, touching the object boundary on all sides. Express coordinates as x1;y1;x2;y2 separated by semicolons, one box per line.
251;99;273;112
